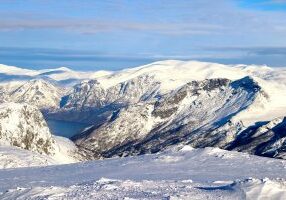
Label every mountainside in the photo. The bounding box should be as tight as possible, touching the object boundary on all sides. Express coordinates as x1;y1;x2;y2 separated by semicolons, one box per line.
9;79;63;109
227;117;286;159
0;103;84;166
73;76;271;158
1;61;286;199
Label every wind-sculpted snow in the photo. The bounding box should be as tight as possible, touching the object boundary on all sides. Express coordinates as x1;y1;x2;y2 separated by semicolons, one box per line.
0;146;286;199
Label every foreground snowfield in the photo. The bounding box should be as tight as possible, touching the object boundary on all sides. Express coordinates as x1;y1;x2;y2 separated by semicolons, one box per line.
1;146;286;199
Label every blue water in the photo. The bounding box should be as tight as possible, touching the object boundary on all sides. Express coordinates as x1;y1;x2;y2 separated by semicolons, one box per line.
46;119;90;138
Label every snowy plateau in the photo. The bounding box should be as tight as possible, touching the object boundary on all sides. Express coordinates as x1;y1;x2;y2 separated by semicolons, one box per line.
0;60;286;199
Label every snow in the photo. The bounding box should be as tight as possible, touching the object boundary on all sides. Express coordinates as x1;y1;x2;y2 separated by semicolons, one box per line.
0;137;80;169
78;60;286;126
0;63;112;83
9;79;63;109
0;64;37;76
52;136;81;164
0;145;58;169
0;103;55;154
2;60;286;199
0;146;286;199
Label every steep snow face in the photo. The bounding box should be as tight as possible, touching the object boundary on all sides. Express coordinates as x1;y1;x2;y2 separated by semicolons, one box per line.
53;74;161;124
8;79;63;109
0;103;56;155
1;146;286;199
74;77;268;158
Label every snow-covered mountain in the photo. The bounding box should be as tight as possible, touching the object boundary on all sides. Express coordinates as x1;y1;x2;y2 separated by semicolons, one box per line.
67;61;286;159
0;64;111;86
8;79;63;109
1;60;286;161
73;76;270;158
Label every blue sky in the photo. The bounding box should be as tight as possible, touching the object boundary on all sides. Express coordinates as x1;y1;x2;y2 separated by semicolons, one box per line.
1;0;286;70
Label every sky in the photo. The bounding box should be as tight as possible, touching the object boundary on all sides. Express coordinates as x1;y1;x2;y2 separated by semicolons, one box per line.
1;0;286;70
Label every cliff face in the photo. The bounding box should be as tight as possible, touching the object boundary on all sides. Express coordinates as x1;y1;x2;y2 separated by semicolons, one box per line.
0;103;56;155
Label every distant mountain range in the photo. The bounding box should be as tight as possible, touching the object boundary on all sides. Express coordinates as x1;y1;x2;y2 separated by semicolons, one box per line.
1;60;286;164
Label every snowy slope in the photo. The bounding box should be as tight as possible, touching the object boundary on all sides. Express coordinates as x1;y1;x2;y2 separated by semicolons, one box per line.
0;146;286;199
1;61;286;199
227;116;286;159
0;145;58;169
50;60;286;125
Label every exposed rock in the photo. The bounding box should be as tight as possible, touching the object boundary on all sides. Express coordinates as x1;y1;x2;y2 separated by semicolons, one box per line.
0;103;56;155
